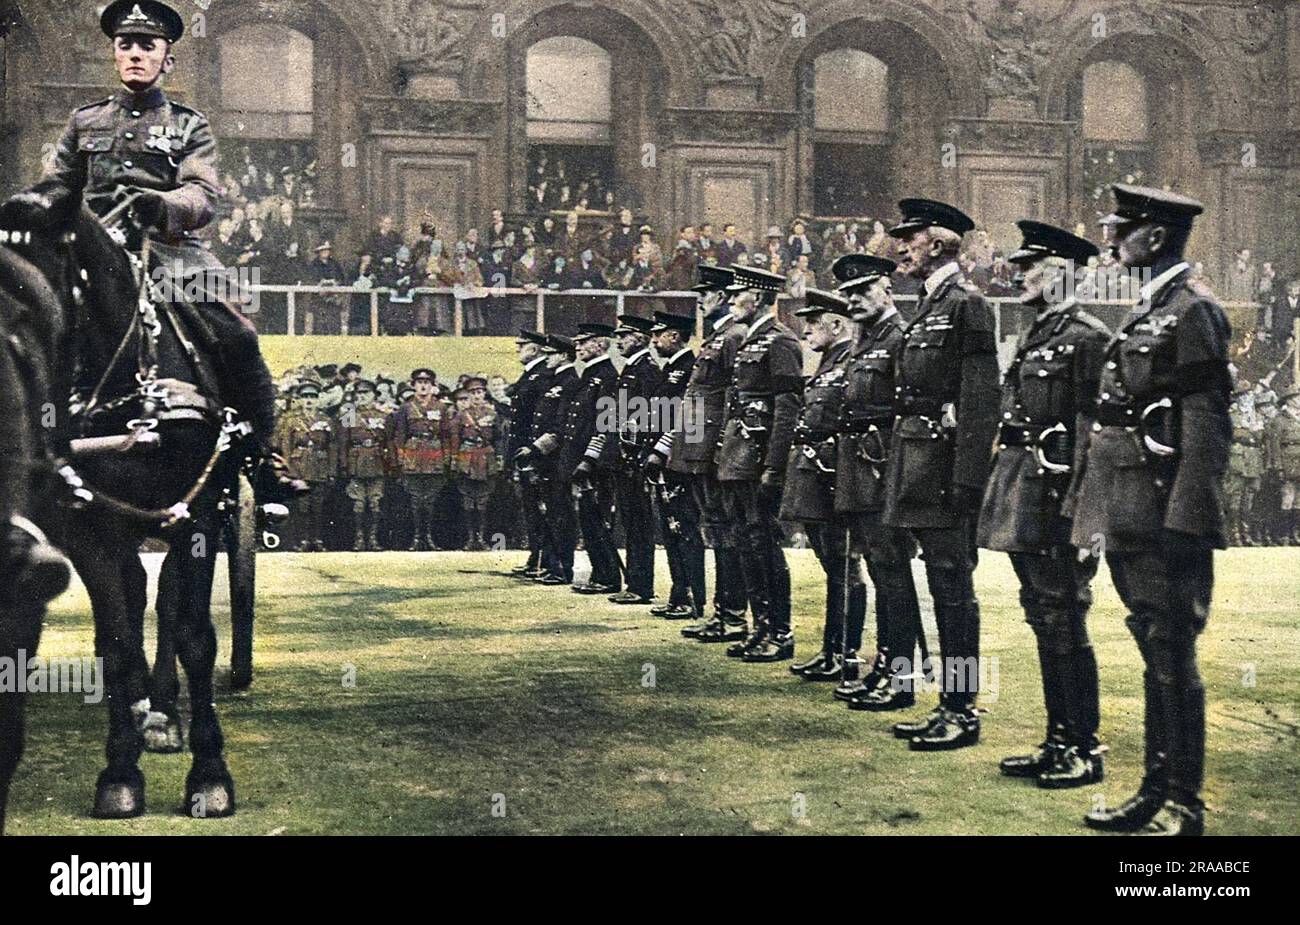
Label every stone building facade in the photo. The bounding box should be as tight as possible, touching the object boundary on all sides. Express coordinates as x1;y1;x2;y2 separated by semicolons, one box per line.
2;0;1297;284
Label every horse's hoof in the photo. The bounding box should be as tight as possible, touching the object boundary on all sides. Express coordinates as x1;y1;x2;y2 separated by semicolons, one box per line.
142;715;184;754
230;664;253;691
184;779;236;818
92;779;145;819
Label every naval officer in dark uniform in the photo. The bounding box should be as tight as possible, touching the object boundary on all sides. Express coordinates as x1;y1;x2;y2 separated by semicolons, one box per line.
715;264;804;663
508;330;555;577
883;199;1000;751
977;221;1110;788
2;0;304;510
1073;185;1231;836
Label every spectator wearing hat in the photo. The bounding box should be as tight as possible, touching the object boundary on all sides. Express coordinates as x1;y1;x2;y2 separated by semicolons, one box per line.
608;208;640;266
635;225;663;270
302;241;345;335
274;380;336;551
758;226;791;275
335;378;393;551
392;369;455;551
665;240;697;291
786;218;820;269
882;197;999;752
452;378;504;550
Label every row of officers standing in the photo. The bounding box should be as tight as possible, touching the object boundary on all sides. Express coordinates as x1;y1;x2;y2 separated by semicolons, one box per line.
506;185;1231;837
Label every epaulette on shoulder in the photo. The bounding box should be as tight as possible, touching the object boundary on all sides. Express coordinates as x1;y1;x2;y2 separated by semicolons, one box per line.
74;97;114;114
1071;309;1110;335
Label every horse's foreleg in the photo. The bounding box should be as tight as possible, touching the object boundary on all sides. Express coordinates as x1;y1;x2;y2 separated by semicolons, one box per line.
145;545;184;753
70;539;149;818
176;530;234;818
0;598;45;835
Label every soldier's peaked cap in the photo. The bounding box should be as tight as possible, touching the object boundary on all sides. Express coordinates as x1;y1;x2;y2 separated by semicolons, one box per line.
729;263;786;293
295;380;322;396
888;198;975;238
1100;183;1204;230
692;264;734;293
101;1;185;42
352;379;377;393
1009;221;1100;265
615;314;656;334
651;311;695;335
546;333;576;354
832;254;897;284
573;322;615;342
796;289;852;317
410;368;436;381
515;329;548;346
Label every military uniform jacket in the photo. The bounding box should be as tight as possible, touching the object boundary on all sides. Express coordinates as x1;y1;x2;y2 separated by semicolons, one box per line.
507;357;553;461
1069;265;1232;551
452;404;503;481
835;312;907;515
1228;400;1265;479
977;301;1110;552
335;406;393;479
560;354;620;478
665;316;744;475
530;363;582;471
276;409;336;483
1265;408;1300;479
882;264;1000;529
614;349;664;466
715;313;804;482
392;397;455;475
641;346;695;465
780;338;853;524
45;87;219;246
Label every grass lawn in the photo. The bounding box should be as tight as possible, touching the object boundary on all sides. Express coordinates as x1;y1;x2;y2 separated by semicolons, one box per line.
7;548;1298;835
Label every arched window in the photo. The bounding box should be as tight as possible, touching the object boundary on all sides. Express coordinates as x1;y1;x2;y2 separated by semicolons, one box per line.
526;36;612;142
219;24;314;138
814;49;889;133
1082;61;1148;143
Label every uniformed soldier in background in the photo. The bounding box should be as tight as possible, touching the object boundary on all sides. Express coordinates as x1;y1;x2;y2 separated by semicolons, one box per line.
275;380;335;551
883;199;1000;751
452;378;502;550
392;369;454;551
2;0;304;512
565;324;624;594
977;221;1110;788
516;335;582;584
508;331;555;576
642;311;701;620
716;264;804;662
648;266;750;643
609;314;662;605
781;289;866;683
1264;390;1300;545
1225;381;1265;545
336;379;392;551
1074;184;1230;836
829;256;925;712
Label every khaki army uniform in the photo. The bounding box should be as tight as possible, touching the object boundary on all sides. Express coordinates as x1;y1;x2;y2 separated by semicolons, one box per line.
1225;395;1265;544
275;403;335;550
1265;402;1300;541
392;396;455;550
452;403;503;550
336;405;392;550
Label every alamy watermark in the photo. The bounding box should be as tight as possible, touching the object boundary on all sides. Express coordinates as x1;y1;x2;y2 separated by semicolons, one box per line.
149;259;261;315
596;390;704;444
0;650;103;704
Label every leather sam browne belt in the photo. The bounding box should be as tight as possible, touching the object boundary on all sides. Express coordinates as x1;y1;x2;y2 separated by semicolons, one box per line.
999;420;1071;474
1095;396;1178;458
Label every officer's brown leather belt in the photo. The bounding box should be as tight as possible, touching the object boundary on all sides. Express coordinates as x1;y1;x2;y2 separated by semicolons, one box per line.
840;413;894;434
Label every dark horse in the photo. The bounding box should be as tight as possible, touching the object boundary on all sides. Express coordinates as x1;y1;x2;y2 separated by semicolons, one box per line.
0;184;246;827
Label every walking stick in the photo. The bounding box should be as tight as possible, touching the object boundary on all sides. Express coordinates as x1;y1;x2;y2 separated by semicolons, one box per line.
840;521;853;684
